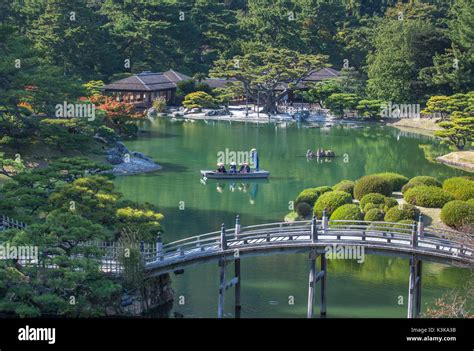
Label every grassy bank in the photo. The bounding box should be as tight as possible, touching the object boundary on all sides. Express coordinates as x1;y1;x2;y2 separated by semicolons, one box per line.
437;151;474;172
388;118;442;137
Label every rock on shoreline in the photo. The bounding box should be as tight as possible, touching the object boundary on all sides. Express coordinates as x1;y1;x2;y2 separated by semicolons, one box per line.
105;142;162;176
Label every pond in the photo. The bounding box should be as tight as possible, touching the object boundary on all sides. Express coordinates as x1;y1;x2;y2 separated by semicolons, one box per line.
114;118;470;318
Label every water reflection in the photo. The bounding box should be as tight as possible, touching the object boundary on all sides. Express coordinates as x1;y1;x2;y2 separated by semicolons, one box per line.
201;180;269;205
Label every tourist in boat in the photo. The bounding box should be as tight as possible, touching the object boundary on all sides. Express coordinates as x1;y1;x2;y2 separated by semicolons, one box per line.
217;162;226;173
229;162;237;173
238;163;245;173
245;163;251;173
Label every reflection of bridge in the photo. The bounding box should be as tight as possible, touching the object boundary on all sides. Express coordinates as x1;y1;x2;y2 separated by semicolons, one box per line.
140;213;472;319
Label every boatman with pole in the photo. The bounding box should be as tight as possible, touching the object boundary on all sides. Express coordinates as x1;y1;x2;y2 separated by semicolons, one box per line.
250;148;259;172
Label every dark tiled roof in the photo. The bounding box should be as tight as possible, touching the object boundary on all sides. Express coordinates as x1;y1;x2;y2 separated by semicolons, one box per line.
103;70;192;92
303;67;340;82
276;67;341;90
205;78;237;89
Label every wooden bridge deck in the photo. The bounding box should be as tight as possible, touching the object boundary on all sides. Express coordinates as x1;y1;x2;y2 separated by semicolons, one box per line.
143;219;473;276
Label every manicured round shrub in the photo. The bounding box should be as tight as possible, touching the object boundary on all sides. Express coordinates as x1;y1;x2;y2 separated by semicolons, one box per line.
442;177;474;201
295;202;312;218
354;175;392;200
295;188;320;207
404;186;454;208
375;172;409;192
402;176;441;193
313;186;333;195
359;193;386;210
364;208;385;222
313;191;352;217
384;204;419;222
363;203;381;212
383;197;399;211
333;180;355;198
330;204;363;223
440;200;474;229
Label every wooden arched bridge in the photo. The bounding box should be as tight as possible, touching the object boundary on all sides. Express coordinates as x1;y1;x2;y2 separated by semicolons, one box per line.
2;213;473;318
138;213;472;319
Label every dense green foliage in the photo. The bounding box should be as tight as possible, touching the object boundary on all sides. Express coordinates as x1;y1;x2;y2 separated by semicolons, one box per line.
404;186;454;208
332;180;355;197
0;158;164;317
402;176;442;193
375;173;409;192
385;204;419;222
442;177;474;200
295;188;320;207
440;200;474;229
359;193;386;211
313;190;352;218
354;175;392;200
295;201;312;218
364;208;385;222
329;204;362;223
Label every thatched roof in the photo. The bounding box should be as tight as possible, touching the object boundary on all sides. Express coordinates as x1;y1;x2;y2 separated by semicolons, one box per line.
103;70;191;92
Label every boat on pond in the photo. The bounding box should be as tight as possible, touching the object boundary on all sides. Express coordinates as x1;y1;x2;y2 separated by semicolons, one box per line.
201;149;270;179
200;170;270;179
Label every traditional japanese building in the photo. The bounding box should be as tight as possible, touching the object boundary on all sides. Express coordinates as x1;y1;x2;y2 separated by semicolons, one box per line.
103;69;191;107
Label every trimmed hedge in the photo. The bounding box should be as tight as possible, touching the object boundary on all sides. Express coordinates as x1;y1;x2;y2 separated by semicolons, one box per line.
333;180;355;197
440;200;474;229
363;203;380;212
330;204;362;220
443;177;474;201
385;204;419;222
295;202;312;218
314;186;333;195
354;175;392;200
375;172;409;192
364;208;385;221
330;204;363;223
404;186;454;208
402;176;441;193
295;188;320;207
313;191;352;217
384;197;399;211
359;193;386;211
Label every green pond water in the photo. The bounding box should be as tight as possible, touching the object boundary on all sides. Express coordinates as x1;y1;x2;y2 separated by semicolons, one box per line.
114;118;471;318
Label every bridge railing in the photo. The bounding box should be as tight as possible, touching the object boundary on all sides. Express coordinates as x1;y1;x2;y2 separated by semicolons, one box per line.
144;217;473;266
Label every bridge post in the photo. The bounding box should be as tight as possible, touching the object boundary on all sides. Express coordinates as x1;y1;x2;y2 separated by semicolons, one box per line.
322;209;328;234
307;249;317;318
220;223;227;251
417;214;424;238
218;258;226;318
234;215;241;239
311;215;318;243
235;258;241;318
407;256;422;318
320;254;327;318
415;259;423;318
156;234;163;261
411;223;417;249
